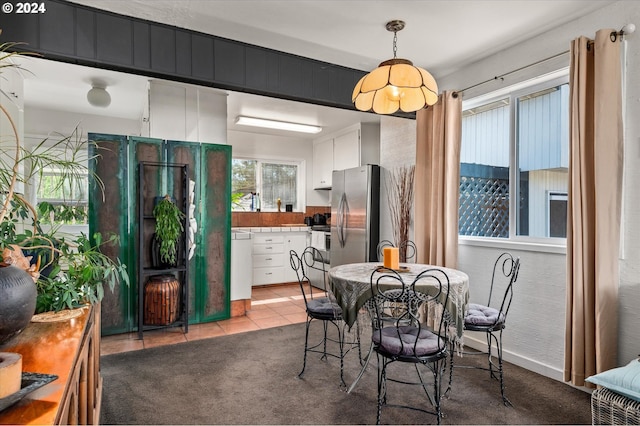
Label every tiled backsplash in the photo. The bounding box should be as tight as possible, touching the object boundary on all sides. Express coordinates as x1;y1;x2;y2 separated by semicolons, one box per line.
232;206;330;227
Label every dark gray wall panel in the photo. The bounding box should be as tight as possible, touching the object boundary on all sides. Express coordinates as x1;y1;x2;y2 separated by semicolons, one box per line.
278;55;313;98
313;65;336;102
76;8;96;59
133;22;151;70
334;68;362;106
39;1;75;55
1;0;373;113
1;14;39;48
96;14;133;65
175;30;192;77
214;39;245;86
192;34;214;80
244;46;268;91
150;25;176;74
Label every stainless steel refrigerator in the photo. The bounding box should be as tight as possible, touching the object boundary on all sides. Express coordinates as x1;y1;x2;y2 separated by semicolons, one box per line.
330;164;380;268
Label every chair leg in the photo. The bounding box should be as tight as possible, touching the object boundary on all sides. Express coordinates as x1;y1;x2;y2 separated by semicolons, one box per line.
321;321;329;360
432;359;444;425
298;317;312;378
376;353;387;425
338;322;346;387
495;329;511;406
445;342;454;397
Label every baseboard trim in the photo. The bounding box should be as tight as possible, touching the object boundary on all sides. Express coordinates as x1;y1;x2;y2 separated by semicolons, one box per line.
462;335;566;384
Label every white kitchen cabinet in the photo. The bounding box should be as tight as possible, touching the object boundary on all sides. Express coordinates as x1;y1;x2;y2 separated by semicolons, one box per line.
312;138;334;189
251;229;309;286
283;232;310;282
231;231;252;300
332;128;360;171
312;123;380;189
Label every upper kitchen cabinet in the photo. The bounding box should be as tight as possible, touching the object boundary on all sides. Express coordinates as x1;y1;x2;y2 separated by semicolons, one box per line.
312;123;380;189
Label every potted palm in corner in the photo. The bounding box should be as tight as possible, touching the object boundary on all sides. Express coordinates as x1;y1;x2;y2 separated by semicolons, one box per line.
152;195;185;267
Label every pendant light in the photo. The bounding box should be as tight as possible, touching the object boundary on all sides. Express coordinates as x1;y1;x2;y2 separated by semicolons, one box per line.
352;20;438;114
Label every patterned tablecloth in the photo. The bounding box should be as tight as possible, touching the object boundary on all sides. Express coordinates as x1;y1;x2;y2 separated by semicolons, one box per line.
328;262;470;343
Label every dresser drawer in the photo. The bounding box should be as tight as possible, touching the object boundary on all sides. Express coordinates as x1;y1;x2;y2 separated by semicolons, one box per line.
253;234;285;245
253;267;285;285
253;253;284;268
253;243;284;255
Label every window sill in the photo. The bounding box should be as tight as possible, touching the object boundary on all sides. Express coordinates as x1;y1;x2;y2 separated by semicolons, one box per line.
459;236;566;254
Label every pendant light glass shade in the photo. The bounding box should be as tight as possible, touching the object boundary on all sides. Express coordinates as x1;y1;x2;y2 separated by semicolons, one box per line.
352;20;438;114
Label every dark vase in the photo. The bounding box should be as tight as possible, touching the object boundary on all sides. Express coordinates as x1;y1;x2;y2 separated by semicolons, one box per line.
0;265;37;345
150;233;183;268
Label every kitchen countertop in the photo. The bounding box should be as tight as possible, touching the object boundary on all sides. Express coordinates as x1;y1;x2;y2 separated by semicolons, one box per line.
232;226;310;233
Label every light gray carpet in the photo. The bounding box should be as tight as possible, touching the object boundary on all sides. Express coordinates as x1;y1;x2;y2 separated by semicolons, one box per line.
100;322;591;425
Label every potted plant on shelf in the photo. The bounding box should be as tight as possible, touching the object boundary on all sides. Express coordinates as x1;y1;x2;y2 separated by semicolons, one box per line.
0;37;128;337
152;195;185;267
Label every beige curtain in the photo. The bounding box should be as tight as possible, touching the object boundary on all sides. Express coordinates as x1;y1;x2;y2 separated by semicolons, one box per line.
564;29;623;387
414;91;462;268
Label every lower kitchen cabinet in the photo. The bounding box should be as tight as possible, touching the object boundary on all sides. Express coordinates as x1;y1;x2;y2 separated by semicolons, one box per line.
251;229;309;286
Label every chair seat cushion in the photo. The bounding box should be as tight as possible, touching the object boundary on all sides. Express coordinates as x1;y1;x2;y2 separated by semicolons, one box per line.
372;325;444;357
465;303;505;327
307;297;342;317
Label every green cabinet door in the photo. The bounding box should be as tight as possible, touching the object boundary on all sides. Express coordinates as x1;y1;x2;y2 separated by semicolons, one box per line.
88;133;132;335
197;143;232;322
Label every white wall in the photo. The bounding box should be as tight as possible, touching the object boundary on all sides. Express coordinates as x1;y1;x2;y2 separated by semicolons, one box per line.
378;115;417;246
435;0;640;378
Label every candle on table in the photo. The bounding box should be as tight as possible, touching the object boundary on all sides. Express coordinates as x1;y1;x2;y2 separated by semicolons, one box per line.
382;247;399;270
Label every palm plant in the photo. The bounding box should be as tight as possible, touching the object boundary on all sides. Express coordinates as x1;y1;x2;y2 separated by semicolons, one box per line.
1;37;128;313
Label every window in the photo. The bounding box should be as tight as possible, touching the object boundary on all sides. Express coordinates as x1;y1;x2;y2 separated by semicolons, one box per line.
232;158;301;212
459;75;569;241
36;169;88;224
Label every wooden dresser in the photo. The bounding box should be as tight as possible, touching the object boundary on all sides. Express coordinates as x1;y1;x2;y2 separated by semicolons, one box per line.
0;304;102;425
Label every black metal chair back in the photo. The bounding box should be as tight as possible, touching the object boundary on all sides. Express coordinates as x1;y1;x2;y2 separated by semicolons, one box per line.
483;252;520;330
289;247;328;306
368;266;451;424
376;239;417;263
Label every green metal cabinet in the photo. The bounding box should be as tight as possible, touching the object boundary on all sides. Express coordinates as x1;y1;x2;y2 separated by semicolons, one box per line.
89;134;231;335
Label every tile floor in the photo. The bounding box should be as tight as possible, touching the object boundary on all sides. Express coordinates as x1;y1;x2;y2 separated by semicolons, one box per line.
100;283;308;356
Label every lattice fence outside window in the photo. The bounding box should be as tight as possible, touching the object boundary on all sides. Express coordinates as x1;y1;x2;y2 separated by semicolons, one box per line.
459;176;509;237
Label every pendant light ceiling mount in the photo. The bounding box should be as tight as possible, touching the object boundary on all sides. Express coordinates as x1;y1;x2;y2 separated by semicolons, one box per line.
352;19;438;115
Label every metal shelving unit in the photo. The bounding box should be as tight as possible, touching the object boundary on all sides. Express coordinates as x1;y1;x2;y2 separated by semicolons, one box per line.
137;161;190;339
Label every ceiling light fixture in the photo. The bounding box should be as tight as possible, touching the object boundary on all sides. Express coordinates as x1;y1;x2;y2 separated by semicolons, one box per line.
235;116;322;134
87;84;111;108
352;20;438;115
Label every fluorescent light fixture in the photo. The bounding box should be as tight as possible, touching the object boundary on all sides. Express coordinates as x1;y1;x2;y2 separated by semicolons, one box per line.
235;116;322;134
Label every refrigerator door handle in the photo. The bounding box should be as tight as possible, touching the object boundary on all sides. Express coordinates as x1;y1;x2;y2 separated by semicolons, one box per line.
338;193;348;248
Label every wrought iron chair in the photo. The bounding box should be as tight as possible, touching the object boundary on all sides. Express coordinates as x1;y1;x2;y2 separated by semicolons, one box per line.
345;239;418;394
448;252;521;406
369;266;450;424
289;247;360;387
376;239;417;263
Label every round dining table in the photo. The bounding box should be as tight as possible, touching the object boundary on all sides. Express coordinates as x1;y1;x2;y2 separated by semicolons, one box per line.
328;262;470;344
328;262;470;393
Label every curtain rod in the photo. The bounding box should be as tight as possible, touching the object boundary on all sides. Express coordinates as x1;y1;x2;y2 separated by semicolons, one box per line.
452;50;569;98
452;25;634;98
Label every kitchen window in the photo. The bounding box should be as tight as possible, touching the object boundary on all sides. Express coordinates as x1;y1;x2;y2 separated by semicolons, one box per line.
459;74;569;242
232;158;301;212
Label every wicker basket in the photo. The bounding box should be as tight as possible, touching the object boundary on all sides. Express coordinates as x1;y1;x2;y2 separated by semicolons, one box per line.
592;387;640;425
